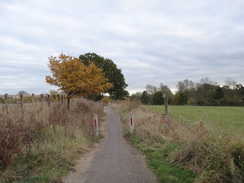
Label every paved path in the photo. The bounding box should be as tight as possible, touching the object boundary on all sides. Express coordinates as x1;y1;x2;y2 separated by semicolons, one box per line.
64;107;157;183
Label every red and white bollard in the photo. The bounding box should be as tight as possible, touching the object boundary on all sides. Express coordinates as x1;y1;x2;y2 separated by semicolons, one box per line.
129;113;134;134
93;114;99;137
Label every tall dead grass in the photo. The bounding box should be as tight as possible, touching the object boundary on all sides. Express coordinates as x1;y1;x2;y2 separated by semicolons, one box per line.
0;98;103;182
112;101;244;183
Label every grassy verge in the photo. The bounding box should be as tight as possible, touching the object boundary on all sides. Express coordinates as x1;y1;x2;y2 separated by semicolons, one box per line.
112;101;244;183
0;98;104;183
126;133;196;183
7;128;90;183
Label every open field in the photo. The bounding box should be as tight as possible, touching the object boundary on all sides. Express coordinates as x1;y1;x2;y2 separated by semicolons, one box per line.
147;105;244;137
113;101;244;182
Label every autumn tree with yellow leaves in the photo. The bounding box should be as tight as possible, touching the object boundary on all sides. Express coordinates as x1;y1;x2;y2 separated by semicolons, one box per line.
46;53;112;108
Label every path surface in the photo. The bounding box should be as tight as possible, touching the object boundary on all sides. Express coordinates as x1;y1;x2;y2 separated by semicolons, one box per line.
64;107;157;183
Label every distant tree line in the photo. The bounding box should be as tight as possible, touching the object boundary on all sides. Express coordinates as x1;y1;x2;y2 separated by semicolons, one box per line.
130;83;174;105
130;77;244;106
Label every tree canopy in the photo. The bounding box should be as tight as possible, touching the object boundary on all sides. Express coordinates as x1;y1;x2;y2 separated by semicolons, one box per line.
46;53;112;99
79;53;128;100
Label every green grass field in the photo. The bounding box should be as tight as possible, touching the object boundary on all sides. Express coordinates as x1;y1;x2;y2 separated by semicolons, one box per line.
147;105;244;137
114;102;244;182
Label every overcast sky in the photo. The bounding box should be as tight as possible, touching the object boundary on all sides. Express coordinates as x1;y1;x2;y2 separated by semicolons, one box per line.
1;0;244;95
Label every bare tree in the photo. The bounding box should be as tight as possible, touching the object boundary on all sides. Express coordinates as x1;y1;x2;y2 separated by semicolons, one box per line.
146;84;158;95
225;77;237;90
17;91;30;96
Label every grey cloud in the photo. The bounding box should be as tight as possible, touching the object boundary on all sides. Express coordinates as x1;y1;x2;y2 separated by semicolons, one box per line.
1;0;244;94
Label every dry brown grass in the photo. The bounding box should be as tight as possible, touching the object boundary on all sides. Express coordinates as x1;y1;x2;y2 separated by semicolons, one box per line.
112;101;244;183
0;98;104;182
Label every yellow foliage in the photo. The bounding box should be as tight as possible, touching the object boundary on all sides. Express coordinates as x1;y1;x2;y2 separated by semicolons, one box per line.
46;53;112;98
102;96;110;104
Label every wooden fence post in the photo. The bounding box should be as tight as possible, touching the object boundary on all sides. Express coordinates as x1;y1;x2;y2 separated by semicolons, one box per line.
47;94;51;107
163;94;169;130
4;93;9;114
20;93;24;112
93;114;99;137
129;113;134;134
40;94;44;103
32;93;35;104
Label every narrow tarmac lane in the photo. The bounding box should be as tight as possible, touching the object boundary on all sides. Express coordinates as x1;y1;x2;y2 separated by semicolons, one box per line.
64;106;157;183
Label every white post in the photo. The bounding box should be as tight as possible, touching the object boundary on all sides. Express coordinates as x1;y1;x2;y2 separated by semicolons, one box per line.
129;113;134;133
93;114;99;137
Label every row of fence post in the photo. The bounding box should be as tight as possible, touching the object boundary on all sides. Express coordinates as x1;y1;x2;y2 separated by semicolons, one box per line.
1;93;169;136
1;93;66;114
2;93;100;137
